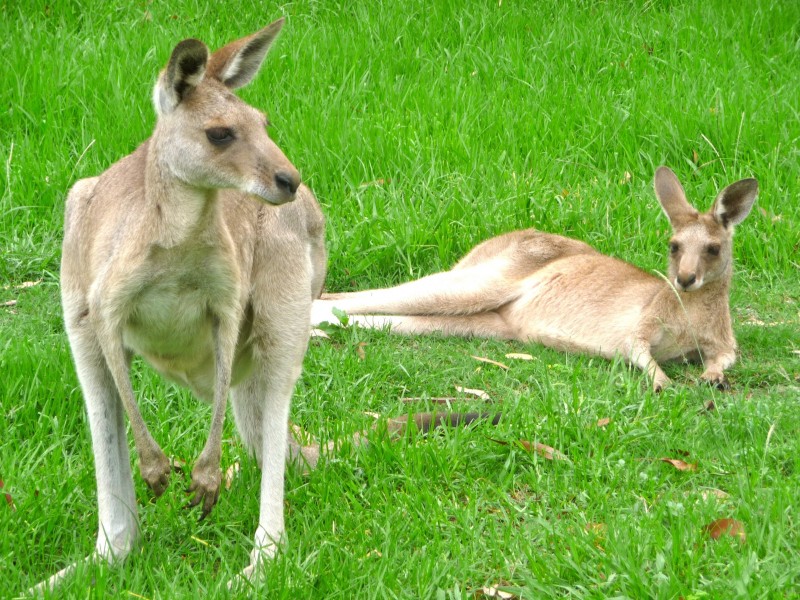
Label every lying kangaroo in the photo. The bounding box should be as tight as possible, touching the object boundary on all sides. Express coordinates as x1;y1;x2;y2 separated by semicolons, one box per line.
313;168;757;392
37;19;325;591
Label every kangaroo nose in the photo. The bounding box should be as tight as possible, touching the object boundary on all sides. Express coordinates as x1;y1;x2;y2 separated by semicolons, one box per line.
275;171;300;196
677;273;696;289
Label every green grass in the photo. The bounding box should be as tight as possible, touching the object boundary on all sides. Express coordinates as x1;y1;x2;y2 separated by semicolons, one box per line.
2;0;799;597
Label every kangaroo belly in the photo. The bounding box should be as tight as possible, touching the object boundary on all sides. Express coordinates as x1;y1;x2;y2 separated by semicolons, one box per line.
505;257;651;358
123;282;214;380
121;277;255;400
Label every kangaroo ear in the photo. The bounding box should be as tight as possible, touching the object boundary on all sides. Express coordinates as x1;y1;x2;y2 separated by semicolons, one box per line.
654;166;698;224
207;18;285;89
153;39;208;116
711;178;758;228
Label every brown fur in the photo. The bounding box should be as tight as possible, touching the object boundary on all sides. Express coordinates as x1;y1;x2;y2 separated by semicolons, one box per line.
313;168;758;392
36;19;326;592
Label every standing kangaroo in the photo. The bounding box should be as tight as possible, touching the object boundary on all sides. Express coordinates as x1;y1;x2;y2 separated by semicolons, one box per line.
313;168;757;392
38;19;325;591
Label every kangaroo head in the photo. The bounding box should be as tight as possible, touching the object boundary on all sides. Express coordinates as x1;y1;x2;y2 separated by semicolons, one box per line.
151;18;299;205
654;166;758;292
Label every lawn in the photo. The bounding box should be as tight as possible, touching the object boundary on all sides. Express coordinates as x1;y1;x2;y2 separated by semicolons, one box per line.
1;0;799;598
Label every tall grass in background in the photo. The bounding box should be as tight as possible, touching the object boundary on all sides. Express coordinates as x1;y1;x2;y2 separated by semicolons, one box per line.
1;0;798;597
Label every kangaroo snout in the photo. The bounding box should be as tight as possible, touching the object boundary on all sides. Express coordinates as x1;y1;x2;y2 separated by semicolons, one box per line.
247;163;301;205
676;272;698;291
275;170;300;196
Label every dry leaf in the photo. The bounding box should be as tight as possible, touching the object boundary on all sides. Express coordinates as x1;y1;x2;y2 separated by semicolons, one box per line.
702;400;716;412
471;355;509;370
704;518;746;542
692;149;700;164
359;178;389;188
685;488;730;502
171;457;186;472
356;341;367;361
454;385;491;400
619;171;632;185
584;522;607;535
16;280;42;289
224;462;241;490
488;437;565;460
757;206;783;223
659;458;698;472
363;411;381;420
310;328;330;338
365;549;382;558
519;440;567;461
476;586;517;599
596;418;611;428
505;352;533;361
1;300;16;307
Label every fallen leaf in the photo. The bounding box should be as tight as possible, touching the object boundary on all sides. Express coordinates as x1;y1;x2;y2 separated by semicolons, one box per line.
692;149;700;164
704;518;745;542
363;411;381;420
519;440;567;461
224;462;241;490
356;341;367;361
365;549;382;558
685;488;730;502
757;206;783;223
1;300;16;307
584;522;607;535
359;178;390;188
310;328;330;338
596;418;611;428
454;385;491;400
171;457;186;472
659;458;698;472
471;355;509;370
505;352;533;361
702;400;716;412
16;280;42;289
476;586;517;599
4;492;15;511
619;171;632;185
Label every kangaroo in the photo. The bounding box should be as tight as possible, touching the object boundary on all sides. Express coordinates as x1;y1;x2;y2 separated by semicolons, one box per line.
312;168;758;392
35;19;326;592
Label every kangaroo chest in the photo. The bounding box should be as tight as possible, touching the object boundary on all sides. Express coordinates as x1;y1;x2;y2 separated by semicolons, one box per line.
648;298;726;363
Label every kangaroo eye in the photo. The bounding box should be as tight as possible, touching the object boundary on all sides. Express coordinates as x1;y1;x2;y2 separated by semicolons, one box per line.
669;241;680;254
706;244;721;256
205;127;235;146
